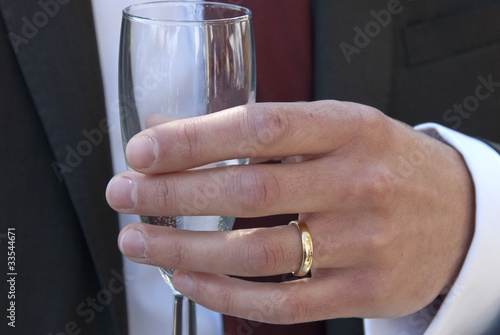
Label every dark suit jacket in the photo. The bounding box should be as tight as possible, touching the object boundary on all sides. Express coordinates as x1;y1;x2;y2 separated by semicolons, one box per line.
0;1;126;334
1;0;499;335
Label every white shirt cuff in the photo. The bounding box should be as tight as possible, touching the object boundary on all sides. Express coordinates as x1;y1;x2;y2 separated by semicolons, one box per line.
364;123;500;335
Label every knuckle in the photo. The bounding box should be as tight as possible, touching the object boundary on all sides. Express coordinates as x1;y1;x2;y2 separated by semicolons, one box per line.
357;105;386;133
346;173;399;255
154;178;171;209
348;167;396;215
272;291;309;324
247;105;290;148
231;168;281;213
240;230;286;275
362;220;396;257
213;285;236;315
147;230;187;269
363;169;396;212
175;120;203;162
346;103;389;145
165;238;186;269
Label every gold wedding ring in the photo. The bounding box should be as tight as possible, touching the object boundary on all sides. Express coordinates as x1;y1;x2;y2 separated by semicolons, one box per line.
289;221;313;277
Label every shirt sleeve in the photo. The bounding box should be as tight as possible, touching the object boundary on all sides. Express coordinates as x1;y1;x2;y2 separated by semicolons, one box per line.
364;123;500;335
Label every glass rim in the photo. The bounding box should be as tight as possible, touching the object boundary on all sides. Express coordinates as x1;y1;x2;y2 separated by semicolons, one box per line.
123;1;252;25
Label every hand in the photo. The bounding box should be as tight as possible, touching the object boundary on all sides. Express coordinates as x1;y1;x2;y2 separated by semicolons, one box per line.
106;100;474;324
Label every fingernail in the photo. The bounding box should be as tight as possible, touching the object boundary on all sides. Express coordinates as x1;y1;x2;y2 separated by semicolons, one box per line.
119;229;146;258
173;271;195;297
107;176;136;209
126;135;157;169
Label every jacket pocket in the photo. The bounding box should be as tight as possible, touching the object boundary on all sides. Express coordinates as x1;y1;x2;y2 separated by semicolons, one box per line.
404;3;500;65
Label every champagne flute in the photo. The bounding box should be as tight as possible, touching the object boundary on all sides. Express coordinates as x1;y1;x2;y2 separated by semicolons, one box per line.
118;2;255;334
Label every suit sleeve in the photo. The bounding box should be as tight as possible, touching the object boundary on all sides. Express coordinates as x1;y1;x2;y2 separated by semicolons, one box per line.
364;123;500;335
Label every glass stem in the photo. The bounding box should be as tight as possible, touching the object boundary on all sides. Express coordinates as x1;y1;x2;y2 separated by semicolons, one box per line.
188;299;197;335
173;294;184;335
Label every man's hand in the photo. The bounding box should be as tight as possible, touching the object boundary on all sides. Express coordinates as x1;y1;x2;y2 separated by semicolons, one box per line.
106;100;474;324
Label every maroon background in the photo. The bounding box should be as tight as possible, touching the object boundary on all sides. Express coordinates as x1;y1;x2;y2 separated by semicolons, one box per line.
208;1;324;334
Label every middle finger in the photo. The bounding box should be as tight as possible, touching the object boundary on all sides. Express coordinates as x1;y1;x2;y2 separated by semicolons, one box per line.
107;160;340;218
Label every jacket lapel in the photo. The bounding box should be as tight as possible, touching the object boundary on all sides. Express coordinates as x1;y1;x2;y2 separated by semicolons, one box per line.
0;1;127;333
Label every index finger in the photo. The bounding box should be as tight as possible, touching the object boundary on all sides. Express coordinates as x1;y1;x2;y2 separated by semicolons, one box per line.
125;100;368;173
